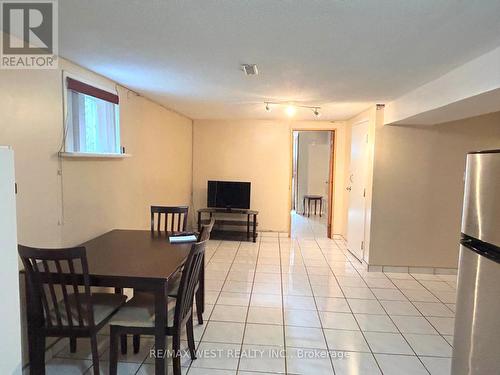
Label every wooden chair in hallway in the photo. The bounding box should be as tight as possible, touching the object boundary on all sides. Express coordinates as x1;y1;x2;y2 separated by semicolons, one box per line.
108;240;208;375
18;245;126;375
151;205;189;232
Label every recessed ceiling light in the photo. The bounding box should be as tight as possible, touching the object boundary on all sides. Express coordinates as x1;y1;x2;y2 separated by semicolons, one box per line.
241;64;259;76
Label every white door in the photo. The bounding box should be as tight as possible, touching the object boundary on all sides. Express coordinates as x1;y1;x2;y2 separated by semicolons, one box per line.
347;122;369;261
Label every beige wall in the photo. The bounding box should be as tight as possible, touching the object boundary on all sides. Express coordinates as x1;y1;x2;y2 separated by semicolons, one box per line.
0;59;193;364
192;119;349;235
369;111;500;268
192;120;290;232
0;60;193;248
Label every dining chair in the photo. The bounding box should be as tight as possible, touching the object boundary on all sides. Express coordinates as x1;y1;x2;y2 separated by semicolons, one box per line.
18;245;127;375
198;216;216;241
194;216;215;322
108;240;208;375
124;205;192;355
128;217;215;355
151;205;189;232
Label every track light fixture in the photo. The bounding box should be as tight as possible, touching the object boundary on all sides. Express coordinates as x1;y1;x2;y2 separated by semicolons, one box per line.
264;102;321;118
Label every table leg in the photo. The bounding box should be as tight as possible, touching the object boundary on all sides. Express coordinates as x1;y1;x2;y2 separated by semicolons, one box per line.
197;211;202;232
155;286;167;375
247;214;250;240
253;214;257;243
308;199;311;217
315;200;317;215
303;197;306;215
320;199;323;217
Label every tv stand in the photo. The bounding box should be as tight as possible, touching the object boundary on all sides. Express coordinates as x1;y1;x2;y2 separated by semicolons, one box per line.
197;208;258;242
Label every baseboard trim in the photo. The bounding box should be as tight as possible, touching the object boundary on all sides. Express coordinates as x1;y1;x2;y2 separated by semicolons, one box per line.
366;263;457;275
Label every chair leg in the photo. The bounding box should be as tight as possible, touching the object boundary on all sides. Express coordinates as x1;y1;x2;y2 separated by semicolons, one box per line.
120;334;127;355
186;316;197;360
69;337;77;353
109;327;119;375
133;334;141;354
90;334;100;375
172;332;181;375
29;333;46;375
195;290;203;325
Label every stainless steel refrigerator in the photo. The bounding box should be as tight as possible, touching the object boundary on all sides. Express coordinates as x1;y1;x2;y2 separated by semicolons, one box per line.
452;150;500;375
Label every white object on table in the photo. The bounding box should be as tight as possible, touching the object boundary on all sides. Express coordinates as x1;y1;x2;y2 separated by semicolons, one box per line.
169;235;197;244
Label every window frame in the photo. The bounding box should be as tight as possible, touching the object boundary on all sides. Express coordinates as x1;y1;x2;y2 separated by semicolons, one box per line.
62;72;122;156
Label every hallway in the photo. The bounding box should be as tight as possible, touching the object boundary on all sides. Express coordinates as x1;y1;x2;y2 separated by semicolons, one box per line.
290;210;329;239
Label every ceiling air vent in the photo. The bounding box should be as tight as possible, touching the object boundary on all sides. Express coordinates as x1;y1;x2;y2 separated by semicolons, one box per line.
241;64;259;76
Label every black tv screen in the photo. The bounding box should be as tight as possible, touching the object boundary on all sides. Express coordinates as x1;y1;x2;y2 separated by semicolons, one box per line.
207;181;251;209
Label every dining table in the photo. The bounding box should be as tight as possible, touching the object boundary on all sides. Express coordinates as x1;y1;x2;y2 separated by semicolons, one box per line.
24;229;196;375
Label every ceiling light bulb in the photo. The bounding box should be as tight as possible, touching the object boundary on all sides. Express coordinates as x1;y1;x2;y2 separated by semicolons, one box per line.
313;108;321;117
265;103;271;112
285;105;296;117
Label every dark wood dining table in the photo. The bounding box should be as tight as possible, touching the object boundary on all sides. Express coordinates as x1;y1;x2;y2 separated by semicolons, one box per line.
24;229;195;375
83;229;194;375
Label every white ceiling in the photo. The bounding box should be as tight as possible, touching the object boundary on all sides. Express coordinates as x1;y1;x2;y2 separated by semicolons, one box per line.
58;1;500;121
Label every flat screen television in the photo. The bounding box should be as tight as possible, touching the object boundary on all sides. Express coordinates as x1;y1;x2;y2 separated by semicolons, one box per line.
207;180;251;210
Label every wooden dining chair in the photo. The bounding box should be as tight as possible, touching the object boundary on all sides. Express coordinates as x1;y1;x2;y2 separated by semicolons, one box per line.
125;205;191;355
198;216;216;241
151;205;189;232
129;217;216;355
18;245;127;375
109;240;208;375
194;216;215;322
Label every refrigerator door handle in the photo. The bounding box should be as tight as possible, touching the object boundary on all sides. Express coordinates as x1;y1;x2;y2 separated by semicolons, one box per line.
461;233;500;264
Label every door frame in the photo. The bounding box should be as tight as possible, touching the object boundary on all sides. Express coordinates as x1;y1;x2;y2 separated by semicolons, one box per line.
288;129;337;239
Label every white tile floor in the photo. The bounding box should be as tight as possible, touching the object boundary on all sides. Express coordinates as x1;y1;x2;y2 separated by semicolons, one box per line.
32;214;456;374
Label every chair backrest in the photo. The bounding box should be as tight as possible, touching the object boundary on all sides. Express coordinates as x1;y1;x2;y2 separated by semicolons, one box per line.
198;217;215;242
150;206;189;232
173;240;207;326
18;245;95;330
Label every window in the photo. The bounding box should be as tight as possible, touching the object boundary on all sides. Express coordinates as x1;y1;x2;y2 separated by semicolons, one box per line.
65;77;120;154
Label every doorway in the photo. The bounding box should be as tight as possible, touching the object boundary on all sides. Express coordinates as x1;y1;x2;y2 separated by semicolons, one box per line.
346;121;369;261
291;130;335;238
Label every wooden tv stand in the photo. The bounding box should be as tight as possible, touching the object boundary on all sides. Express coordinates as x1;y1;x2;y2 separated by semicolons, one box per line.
197;208;258;242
